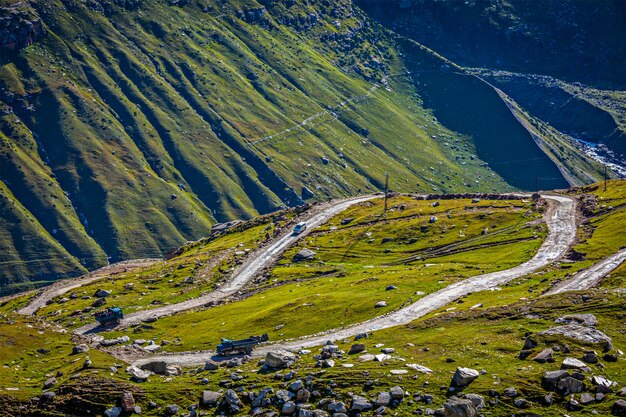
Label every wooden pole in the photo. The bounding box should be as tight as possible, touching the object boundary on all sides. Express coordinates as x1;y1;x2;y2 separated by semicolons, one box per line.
384;172;389;215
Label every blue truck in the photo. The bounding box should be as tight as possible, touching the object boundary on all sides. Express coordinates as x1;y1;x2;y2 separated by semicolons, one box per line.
95;307;124;326
217;334;269;355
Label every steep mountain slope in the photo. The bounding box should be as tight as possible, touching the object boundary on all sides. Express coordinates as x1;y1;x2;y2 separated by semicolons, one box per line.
357;0;626;89
0;0;610;293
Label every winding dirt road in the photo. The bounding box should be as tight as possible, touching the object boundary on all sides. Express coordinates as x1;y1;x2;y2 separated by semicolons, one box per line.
544;248;626;296
129;194;587;368
16;259;161;316
74;195;376;335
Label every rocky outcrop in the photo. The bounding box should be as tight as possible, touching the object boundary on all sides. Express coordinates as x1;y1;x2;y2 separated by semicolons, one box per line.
0;4;44;51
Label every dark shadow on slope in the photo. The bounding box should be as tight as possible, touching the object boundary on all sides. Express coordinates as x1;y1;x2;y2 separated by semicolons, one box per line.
484;74;626;158
400;44;569;190
175;60;303;208
24;89;120;260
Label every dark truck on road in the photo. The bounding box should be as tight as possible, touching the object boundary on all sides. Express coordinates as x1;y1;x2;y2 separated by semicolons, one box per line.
95;307;123;326
217;334;269;355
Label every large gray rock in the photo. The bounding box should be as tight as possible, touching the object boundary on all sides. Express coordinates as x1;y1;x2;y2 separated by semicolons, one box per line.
94;289;111;298
555;314;597;327
126;365;151;382
406;363;434;373
165;405;178;415
349;344;365;354
43;377;57;389
592;375;614;389
282;401;296;415
463;394;484;410
443;396;478;417
101;335;130;347
561;357;589;370
224;389;242;412
540;325;612;350
452;367;480;386
293;249;316;262
613;399;626;416
544;370;570;386
375;392;391;406
72;344;89;354
104;407;122;417
390;386;404;400
201;391;222;407
327;401;347;413
532;348;554;363
557;377;585;394
120;392;135;412
351;396;372;412
265;350;297;369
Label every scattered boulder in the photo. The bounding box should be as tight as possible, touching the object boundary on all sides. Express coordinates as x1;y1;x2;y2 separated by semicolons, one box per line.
126;365;151;382
406;363;434;373
386;285;398;291
540;325;612;351
204;361;218;371
120;392;135;412
72;344;89;354
43;377;56;389
580;392;596;405
349;344;366;354
555;314;597;327
224;389;242;412
374;354;391;362
613;399;626;416
558;377;585;394
41;391;55;402
104;407;122;417
582;350;599;364
282;401;296;415
328;401;347;414
101;335;130;347
375;392;391;406
265;350;297;369
562;357;590;370
375;301;387;308
503;387;518;398
452;367;479;387
513;398;530;408
544;370;570;386
92;298;106;307
463;394;484;410
165;404;179;415
532;348;554;363
390;386;404;399
94;289;111;298
293;249;316;262
592;375;614;389
351;396;373;412
443;396;477;417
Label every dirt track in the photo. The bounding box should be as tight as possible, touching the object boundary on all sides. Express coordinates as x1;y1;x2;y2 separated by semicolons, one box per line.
74;195;377;335
544;248;626;295
16;259;161;316
127;194;591;368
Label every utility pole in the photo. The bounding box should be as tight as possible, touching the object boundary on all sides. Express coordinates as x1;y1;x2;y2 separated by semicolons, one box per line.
383;172;390;215
604;165;607;192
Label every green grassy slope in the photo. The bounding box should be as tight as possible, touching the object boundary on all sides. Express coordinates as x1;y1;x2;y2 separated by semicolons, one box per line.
0;0;604;290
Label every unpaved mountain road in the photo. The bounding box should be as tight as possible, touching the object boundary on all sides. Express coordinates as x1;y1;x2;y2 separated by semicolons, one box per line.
75;195;377;335
127;194;593;368
544;248;626;296
16;259;161;316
